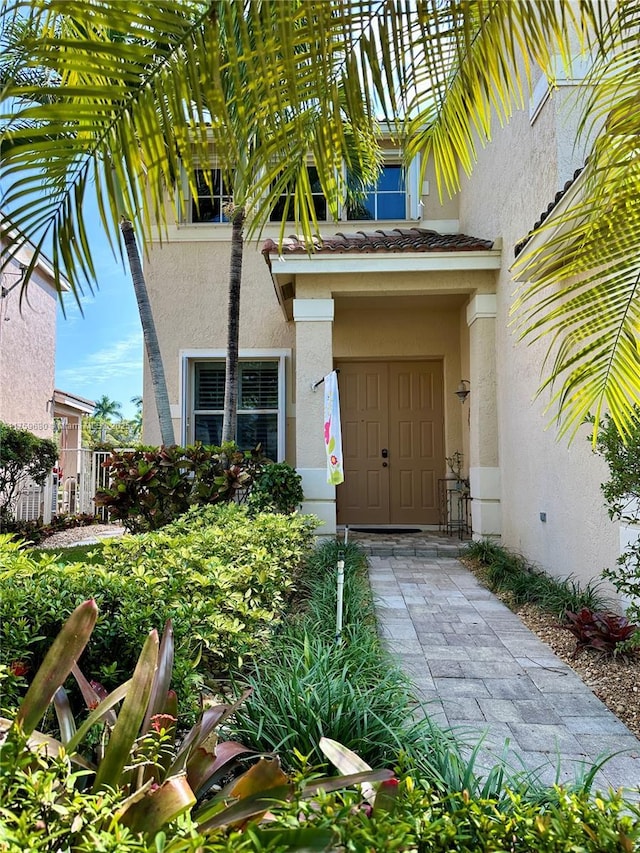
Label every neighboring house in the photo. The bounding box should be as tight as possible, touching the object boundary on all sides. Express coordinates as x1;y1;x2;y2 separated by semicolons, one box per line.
1;222;97;519
0;224;67;439
143;68;618;589
53;389;95;515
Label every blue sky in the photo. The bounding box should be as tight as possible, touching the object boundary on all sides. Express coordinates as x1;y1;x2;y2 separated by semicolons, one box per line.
55;197;143;421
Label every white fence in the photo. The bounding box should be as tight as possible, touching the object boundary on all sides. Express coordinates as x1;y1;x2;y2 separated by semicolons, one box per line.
12;449;113;524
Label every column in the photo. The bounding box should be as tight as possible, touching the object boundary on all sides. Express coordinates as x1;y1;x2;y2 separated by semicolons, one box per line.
466;293;501;537
293;298;336;535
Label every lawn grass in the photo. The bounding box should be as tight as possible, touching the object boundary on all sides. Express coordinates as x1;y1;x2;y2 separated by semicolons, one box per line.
29;543;105;564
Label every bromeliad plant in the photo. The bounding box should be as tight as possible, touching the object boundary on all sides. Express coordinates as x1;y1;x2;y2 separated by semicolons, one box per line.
0;600;258;836
560;608;639;658
0;601;394;845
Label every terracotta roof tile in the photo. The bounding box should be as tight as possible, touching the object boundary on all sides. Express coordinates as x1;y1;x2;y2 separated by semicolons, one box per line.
262;227;493;260
514;167;584;257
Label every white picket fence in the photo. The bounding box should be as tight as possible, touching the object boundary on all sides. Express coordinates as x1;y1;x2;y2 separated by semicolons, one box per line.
13;449;113;524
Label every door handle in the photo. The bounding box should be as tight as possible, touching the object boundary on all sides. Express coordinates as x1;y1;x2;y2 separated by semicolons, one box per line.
381;448;388;458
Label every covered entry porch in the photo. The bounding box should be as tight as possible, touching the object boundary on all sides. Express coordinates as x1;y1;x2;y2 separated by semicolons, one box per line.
265;228;502;538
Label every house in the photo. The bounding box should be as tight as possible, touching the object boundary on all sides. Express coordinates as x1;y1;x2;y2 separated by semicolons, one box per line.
0;224;64;439
53;389;96;515
0;223;96;519
143;66;618;590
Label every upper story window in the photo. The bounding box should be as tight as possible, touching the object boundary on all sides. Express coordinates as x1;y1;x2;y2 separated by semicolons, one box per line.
269;166;327;223
191;169;232;223
347;164;406;220
185;157;419;224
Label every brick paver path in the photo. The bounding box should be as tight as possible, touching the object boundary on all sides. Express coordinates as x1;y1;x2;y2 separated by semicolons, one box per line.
352;535;640;795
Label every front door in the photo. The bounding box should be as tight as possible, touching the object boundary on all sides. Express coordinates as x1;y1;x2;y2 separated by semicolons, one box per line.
336;360;444;525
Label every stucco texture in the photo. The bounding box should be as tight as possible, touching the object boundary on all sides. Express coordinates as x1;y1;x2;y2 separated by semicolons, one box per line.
143;237;294;446
0;260;56;439
458;85;618;587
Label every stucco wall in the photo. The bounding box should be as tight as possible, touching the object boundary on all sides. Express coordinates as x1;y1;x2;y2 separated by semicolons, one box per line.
0;258;56;439
143;235;294;446
458;86;618;587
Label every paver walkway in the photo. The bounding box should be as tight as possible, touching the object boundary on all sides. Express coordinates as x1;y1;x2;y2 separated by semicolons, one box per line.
347;530;640;796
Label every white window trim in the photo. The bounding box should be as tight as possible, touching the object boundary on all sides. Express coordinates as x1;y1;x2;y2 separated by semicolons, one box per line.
179;349;289;460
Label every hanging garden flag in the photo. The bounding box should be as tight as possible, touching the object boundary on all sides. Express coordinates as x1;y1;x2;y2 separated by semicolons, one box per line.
323;370;344;485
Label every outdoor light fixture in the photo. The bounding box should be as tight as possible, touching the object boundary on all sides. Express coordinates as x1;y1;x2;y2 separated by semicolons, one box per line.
455;380;470;403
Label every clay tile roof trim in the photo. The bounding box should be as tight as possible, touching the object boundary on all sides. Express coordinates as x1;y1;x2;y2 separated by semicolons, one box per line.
514;166;584;257
262;227;493;258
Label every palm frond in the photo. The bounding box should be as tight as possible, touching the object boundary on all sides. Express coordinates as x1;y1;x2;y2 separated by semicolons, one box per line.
512;0;640;440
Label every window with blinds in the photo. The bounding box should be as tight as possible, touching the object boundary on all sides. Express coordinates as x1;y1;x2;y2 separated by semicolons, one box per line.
192;360;280;459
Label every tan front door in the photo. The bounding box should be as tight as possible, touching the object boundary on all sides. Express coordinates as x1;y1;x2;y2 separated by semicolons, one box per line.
336;360;444;525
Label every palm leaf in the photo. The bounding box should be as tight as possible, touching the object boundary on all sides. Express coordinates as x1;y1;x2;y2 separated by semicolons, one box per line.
512;1;640;440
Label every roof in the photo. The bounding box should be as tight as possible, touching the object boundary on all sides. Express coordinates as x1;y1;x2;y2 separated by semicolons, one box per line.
263;227;494;261
514;167;584;257
53;388;95;416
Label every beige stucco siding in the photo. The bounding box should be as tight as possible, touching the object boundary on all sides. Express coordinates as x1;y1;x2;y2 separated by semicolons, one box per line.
458;86;617;586
0;264;56;439
143;237;294;446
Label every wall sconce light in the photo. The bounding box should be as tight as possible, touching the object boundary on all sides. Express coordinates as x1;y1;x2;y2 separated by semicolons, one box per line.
455;379;470;404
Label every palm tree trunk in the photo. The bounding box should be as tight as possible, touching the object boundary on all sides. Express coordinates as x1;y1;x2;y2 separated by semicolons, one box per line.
221;206;245;448
120;218;175;447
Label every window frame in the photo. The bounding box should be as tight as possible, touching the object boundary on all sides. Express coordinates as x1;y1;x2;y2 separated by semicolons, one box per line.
180;349;288;460
181;155;420;224
186;167;233;224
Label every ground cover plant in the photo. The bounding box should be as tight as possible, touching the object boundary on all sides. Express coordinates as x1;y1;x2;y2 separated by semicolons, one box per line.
464;539;609;620
0;504;316;718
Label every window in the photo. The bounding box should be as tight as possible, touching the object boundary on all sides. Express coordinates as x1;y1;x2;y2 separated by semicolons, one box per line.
190;169;232;223
269;166;327;222
190;359;282;460
347;164;406;220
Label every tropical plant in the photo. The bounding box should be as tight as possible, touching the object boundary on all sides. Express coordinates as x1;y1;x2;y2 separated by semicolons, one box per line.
92;394;123;421
94;443;264;532
120;219;174;445
2;0;622;443
0;422;58;525
0;600;392;848
560;608;639;658
247;462;304;515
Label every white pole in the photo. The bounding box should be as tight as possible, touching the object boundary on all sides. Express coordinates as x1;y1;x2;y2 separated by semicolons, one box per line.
336;549;345;645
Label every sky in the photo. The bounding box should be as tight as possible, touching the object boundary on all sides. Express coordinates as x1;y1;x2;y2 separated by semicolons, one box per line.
55;194;143;421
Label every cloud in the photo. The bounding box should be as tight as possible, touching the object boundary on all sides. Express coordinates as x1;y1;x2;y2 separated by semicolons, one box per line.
58;330;143;386
57;292;97;326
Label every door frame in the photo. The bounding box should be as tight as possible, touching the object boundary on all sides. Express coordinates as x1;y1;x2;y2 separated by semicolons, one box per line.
335;358;445;526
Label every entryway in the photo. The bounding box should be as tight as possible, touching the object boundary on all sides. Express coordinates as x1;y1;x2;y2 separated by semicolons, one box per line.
336;360;444;525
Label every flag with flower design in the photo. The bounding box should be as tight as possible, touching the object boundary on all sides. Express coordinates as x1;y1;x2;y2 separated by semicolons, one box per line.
323;370;344;485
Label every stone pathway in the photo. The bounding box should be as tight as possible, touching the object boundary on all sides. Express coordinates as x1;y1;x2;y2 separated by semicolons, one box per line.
349;533;640;795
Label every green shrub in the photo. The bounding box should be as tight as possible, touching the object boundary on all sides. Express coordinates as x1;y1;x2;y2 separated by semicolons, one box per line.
94;443;266;532
0;422;58;528
0;505;317;719
247;461;304;514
